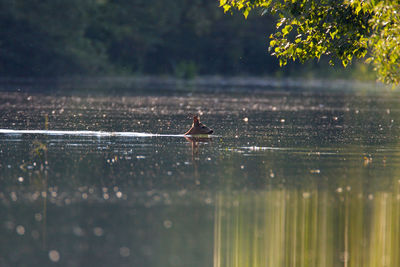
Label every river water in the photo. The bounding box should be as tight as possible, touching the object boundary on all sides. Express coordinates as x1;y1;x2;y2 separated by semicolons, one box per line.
1;84;399;266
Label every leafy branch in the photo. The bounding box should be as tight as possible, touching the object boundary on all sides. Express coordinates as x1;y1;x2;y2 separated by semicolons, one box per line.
220;0;400;85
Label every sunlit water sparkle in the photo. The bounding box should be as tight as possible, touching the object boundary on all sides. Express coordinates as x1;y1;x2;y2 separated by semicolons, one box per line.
1;88;400;267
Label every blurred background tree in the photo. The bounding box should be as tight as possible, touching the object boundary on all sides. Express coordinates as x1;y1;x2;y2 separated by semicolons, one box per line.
0;0;373;80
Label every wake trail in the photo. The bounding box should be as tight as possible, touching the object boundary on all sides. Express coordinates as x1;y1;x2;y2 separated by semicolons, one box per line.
0;129;184;137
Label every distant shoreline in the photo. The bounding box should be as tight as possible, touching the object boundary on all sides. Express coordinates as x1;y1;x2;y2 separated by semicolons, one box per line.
0;75;389;94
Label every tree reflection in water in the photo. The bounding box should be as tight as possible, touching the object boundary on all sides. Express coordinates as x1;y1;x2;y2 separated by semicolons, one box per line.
213;184;400;267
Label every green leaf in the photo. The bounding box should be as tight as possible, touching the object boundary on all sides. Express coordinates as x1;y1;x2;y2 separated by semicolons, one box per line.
282;25;293;37
222;4;231;12
243;8;250;18
355;5;362;15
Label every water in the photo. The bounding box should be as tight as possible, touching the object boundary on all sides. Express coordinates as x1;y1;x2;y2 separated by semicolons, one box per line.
1;87;400;266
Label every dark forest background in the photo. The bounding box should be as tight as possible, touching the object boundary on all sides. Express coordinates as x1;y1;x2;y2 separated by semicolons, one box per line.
0;0;373;79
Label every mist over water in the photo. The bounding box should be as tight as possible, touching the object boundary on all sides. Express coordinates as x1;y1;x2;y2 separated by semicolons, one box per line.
1;85;400;266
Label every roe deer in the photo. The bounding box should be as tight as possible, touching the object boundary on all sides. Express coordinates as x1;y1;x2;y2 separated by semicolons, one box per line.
185;115;213;135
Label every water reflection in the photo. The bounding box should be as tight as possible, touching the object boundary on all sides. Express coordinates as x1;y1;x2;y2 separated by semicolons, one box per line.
2;89;400;266
214;185;400;267
185;136;212;155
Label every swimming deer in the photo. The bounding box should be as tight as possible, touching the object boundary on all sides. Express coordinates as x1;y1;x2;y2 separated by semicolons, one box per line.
185;115;213;135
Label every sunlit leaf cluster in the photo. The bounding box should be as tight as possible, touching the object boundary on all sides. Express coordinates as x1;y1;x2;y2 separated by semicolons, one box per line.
220;0;400;84
367;1;400;84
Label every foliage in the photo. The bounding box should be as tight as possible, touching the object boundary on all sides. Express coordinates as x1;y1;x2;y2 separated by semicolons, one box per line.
174;61;198;79
0;0;376;80
0;0;283;77
220;0;400;84
367;1;400;84
0;0;109;76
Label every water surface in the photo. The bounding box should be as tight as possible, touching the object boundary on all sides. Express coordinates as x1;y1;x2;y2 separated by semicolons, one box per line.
1;87;400;266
